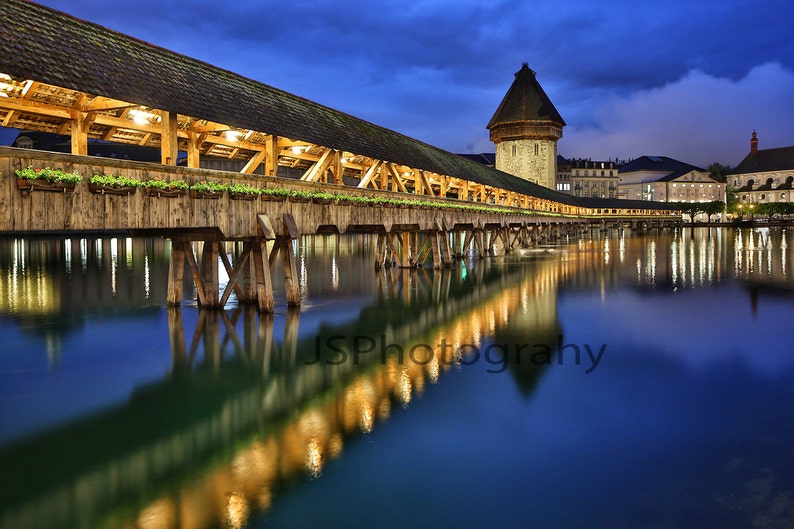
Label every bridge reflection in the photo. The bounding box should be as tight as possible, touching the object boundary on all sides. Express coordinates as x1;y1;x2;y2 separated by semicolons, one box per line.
0;247;567;529
3;227;793;529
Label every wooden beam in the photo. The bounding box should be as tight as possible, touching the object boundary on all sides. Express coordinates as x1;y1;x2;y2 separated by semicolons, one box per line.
241;150;266;174
265;135;278;176
70;110;88;156
2;110;19;128
418;170;434;196
386;163;409;193
161;111;179;165
301;148;334;182
186;132;203;168
358;160;383;189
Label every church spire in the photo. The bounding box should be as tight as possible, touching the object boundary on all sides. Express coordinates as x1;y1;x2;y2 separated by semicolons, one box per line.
750;130;759;154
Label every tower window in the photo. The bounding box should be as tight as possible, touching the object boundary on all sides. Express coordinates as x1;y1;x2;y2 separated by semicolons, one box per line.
512;145;517;156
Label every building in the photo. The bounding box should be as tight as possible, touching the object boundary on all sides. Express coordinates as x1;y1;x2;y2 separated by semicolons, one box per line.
618;155;725;203
730;131;794;204
487;64;565;190
556;158;619;198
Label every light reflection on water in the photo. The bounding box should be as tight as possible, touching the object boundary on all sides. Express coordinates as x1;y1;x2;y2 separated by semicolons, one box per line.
0;228;793;529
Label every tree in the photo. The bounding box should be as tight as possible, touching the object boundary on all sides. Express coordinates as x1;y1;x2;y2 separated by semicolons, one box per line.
707;162;732;183
678;202;708;224
702;201;726;223
755;202;794;221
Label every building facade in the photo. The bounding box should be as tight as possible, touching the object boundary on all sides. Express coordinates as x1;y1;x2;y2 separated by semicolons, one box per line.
557;158;619;198
618;155;725;203
730;132;794;204
487;64;565;190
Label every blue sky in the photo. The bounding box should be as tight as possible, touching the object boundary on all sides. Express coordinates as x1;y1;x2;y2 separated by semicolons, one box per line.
7;0;794;167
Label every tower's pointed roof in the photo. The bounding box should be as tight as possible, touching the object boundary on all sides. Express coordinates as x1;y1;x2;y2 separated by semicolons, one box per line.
487;64;566;129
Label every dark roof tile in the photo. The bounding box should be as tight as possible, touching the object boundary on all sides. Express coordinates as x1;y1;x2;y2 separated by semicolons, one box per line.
731;147;794;175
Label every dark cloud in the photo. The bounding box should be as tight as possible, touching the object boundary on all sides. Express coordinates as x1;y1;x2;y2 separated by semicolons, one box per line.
11;0;794;165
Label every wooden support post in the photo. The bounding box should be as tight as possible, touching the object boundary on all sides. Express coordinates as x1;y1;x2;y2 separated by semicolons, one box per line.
475;230;486;258
385;232;400;266
486;229;496;255
70;111;89;156
167;240;186;306
186;132;202;168
375;232;388;267
239;241;257;303
278;236;301;306
440;219;453;267
431;231;443;269
199;241;220;308
279;214;301;306
252;238;274;313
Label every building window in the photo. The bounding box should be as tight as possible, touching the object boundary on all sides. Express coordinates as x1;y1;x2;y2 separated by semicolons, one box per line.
511;145;517;156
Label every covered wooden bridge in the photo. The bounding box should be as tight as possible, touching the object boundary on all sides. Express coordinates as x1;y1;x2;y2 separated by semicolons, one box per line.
0;0;678;311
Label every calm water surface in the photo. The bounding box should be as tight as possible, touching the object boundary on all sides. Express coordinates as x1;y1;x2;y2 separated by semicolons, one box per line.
1;227;793;529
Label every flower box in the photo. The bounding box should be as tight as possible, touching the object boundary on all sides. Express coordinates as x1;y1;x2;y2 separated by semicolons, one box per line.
230;192;258;201
145;188;185;198
189;189;224;199
261;193;287;202
17;178;76;193
88;183;137;196
288;195;311;203
312;197;333;205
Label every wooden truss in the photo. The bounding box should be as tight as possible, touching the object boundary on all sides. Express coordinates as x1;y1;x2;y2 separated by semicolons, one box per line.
0;72;580;214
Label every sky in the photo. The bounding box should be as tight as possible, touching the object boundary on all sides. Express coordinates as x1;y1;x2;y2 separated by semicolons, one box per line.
5;0;794;168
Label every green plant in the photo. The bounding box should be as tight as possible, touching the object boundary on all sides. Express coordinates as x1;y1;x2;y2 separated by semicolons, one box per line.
90;173;143;188
190;180;228;193
143;176;188;190
261;187;292;197
16;166;82;184
290;189;314;199
227;182;262;195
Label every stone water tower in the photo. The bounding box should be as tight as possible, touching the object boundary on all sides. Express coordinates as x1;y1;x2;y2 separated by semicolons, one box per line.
487;64;565;190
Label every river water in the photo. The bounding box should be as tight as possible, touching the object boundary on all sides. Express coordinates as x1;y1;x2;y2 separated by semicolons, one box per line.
1;227;793;529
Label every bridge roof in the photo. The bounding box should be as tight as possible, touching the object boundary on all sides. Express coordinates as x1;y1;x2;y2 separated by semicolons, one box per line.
0;0;670;211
